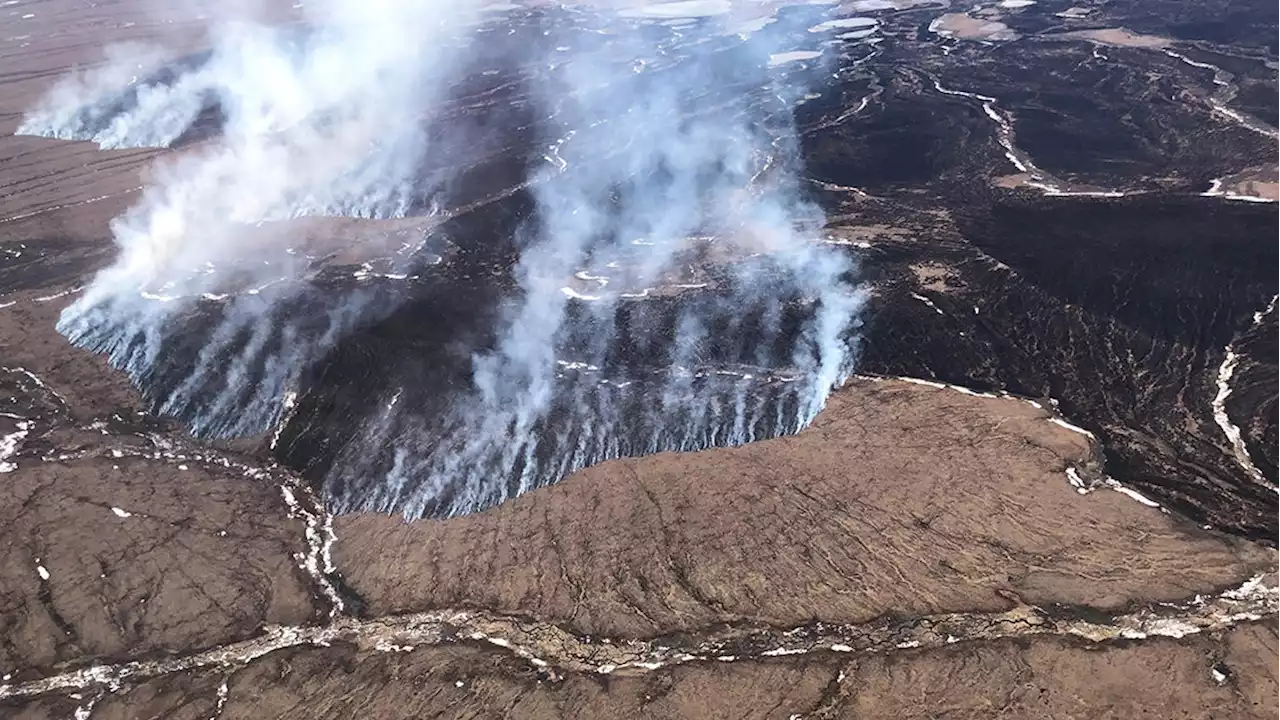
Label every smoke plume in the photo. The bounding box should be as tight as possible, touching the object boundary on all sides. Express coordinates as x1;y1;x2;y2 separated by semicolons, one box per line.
22;0;865;517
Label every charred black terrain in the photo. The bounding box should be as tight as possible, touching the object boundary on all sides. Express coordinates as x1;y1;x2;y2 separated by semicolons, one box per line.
267;0;1280;532
0;0;1276;716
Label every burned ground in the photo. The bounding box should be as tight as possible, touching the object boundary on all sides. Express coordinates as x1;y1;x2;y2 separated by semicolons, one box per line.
1;0;1276;716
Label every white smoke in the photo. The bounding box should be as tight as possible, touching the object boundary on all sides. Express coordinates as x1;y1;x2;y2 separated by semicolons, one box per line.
30;0;480;434
22;0;865;517
16;41;181;147
329;13;865;516
33;0;477;294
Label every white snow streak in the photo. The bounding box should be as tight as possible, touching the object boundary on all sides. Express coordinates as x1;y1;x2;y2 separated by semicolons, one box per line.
1204;313;1275;493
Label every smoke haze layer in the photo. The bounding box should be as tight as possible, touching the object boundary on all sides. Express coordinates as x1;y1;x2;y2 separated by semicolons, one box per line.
23;1;866;517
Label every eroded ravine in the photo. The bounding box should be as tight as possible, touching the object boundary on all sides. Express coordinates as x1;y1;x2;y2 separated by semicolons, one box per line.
1;570;1274;703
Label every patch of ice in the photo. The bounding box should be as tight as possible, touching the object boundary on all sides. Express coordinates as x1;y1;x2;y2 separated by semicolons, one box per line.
111;507;132;518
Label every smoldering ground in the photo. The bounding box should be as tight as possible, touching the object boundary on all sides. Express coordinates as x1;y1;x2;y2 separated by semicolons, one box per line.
21;0;865;517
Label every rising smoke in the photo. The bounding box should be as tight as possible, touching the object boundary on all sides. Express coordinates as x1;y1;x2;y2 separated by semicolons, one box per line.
27;0;478;436
23;0;865;517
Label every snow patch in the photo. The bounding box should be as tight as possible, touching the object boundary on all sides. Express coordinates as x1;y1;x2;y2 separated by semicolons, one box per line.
560;286;601;301
1212;345;1269;486
910;292;945;315
211;678;229;717
768;50;823;66
808;17;876;32
1047;416;1094;439
1128;617;1201;639
0;419;31;472
73;694;99;720
1065;467;1090;494
279;480;345;618
1108;483;1161;508
374;640;416;653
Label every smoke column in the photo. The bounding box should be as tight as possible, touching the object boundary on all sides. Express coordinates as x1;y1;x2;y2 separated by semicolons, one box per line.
21;0;865;517
24;0;479;436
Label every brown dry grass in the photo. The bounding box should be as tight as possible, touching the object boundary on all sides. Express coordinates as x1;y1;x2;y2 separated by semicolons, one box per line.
1065;27;1173;48
336;378;1271;637
931;13;1015;40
